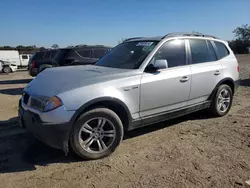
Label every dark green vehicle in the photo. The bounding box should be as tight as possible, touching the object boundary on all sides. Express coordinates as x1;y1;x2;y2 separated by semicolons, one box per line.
29;45;111;77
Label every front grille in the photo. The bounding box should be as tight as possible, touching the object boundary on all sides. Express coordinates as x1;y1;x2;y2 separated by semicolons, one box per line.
23;93;30;104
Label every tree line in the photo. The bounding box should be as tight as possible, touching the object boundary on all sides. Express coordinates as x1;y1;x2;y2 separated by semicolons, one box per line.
1;25;250;54
0;44;60;54
228;24;250;54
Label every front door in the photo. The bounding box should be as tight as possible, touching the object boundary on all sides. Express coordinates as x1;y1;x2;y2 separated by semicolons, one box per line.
140;39;191;120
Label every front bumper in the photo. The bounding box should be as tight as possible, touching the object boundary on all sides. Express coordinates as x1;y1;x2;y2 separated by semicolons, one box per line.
10;65;17;72
18;100;71;151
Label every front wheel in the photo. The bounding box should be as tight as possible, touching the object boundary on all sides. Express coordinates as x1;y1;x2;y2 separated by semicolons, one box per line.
3;66;11;73
208;84;233;117
70;108;124;160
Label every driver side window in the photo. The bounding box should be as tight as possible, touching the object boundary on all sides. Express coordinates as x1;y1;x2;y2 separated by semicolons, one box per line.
153;39;186;68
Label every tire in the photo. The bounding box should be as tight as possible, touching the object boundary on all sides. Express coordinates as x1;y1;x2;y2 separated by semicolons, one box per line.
208;84;233;117
70;108;124;160
3;66;11;73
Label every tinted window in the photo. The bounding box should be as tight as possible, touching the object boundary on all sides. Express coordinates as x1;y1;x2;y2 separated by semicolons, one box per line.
189;39;215;64
76;49;92;57
43;51;50;59
22;55;28;59
214;41;229;59
50;50;58;59
154;39;186;68
93;49;109;59
33;52;46;60
207;41;217;61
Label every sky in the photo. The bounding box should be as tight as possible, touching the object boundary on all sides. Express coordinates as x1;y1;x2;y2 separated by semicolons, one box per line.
0;0;250;48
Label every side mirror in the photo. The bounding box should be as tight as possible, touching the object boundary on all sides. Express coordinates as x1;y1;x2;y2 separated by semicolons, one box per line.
154;59;168;69
145;63;159;72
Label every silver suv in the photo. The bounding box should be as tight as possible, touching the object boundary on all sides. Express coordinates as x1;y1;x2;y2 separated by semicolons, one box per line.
19;33;240;160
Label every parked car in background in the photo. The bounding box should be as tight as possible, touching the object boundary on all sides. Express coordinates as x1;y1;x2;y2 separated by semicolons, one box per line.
19;33;240;160
29;45;111;77
28;49;58;73
0;50;30;68
0;60;18;73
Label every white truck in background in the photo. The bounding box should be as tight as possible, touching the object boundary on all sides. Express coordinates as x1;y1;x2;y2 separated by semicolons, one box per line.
0;50;31;68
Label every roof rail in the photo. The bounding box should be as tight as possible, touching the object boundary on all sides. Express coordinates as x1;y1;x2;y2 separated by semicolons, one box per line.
74;44;105;48
74;44;88;47
122;37;144;43
162;32;218;39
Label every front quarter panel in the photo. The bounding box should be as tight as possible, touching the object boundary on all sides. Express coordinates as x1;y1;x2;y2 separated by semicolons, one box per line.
58;75;141;120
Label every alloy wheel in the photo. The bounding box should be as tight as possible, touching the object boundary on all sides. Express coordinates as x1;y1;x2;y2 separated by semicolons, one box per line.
78;117;116;153
217;88;231;113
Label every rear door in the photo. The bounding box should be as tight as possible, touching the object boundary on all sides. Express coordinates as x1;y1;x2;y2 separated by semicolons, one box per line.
188;39;224;105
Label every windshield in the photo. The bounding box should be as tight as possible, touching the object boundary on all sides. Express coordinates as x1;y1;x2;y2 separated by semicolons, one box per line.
96;41;158;69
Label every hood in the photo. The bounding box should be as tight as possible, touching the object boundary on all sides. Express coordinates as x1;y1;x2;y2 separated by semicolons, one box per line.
1;61;16;66
25;65;138;97
2;61;11;65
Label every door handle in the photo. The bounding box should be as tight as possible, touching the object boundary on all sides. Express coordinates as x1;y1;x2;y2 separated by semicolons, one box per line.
180;76;189;83
214;70;221;75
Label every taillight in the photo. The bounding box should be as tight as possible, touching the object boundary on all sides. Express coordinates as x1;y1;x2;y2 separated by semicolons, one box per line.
237;66;240;72
31;60;36;68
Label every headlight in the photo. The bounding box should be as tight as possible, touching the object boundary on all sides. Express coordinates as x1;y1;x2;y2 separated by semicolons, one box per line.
30;96;63;112
44;96;63;112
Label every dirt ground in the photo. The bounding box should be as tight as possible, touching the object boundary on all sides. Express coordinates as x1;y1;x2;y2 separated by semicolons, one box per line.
0;55;250;188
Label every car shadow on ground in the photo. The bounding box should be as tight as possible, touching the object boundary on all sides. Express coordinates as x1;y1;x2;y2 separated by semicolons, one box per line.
0;88;24;95
0;117;19;127
0;78;32;85
17;69;29;72
0;110;212;174
124;110;211;139
240;78;250;87
0;134;80;173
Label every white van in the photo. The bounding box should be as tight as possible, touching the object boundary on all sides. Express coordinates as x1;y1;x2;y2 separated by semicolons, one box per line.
0;50;30;68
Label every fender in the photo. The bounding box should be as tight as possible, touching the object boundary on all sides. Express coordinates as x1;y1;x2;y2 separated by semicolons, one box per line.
208;77;236;100
69;97;133;129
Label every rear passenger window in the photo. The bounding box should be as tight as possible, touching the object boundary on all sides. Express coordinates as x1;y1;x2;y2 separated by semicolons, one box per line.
43;51;50;59
34;52;45;60
77;49;92;57
154;39;186;68
92;49;109;59
189;39;212;64
50;50;58;59
214;41;229;59
207;41;217;61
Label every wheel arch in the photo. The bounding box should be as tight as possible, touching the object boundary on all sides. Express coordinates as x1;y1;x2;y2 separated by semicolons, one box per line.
69;97;132;131
2;65;12;73
208;77;235;100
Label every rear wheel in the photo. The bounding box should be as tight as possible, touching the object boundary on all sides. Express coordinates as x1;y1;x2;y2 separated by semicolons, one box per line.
3;66;11;73
208;84;233;117
70;108;123;160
